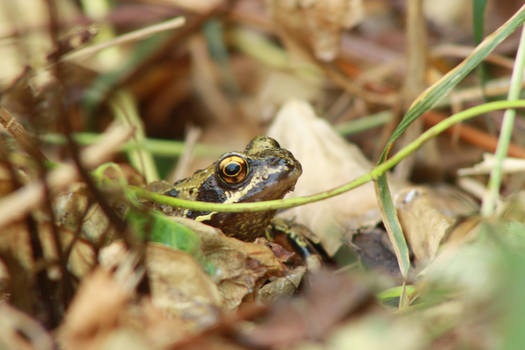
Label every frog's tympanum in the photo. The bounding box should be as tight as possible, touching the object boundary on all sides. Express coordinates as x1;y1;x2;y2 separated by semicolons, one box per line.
156;136;302;242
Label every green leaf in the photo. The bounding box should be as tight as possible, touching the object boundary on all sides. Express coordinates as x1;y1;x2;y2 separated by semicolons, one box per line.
377;284;416;301
127;208;201;255
127;208;216;275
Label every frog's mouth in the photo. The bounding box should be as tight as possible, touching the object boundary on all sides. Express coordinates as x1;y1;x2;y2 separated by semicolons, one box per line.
248;165;302;202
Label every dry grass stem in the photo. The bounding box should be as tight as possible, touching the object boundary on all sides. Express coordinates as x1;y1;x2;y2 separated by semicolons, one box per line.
0;106;47;162
432;44;515;70
168;125;202;183
0;124;134;229
61;17;186;62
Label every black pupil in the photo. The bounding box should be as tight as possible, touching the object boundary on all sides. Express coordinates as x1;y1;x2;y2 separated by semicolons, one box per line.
225;162;241;176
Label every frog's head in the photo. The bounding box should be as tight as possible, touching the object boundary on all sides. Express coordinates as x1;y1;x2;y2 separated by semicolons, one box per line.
164;136;302;240
210;136;302;204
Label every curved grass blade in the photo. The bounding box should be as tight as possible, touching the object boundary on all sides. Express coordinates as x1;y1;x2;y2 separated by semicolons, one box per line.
481;24;525;216
379;4;525;162
375;5;525;283
375;177;410;280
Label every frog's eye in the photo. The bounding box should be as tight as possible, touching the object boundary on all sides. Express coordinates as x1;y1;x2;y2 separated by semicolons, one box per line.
218;155;248;184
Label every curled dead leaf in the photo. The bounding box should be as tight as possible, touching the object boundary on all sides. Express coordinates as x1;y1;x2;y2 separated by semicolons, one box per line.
0;303;54;350
396;185;478;263
267;99;392;255
170;217;287;309
58;266;138;350
146;243;223;328
0;220;95;282
242;270;372;347
267;0;364;61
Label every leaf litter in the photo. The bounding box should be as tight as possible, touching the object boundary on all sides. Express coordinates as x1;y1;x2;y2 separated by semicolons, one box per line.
1;0;525;349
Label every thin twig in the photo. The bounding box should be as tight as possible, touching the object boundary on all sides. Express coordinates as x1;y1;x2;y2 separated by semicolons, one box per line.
169;125;202;183
0;106;47;163
60;17;185;62
422;111;525;158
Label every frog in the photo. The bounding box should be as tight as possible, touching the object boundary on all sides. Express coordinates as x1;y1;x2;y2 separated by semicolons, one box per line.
148;136;320;265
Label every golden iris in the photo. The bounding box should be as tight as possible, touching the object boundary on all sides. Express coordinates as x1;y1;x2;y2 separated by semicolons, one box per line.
218;155;248;184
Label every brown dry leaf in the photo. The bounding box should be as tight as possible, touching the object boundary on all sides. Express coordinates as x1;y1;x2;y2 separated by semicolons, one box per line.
253;71;324;123
242;270;372;348
99;241;222;329
418;217;500;301
325;313;426;350
58;266;141;350
0;220;95;280
255;266;306;304
0;303;54;350
351;228;400;276
54;164;144;244
148;0;222;13
0;0;79;85
54;184;115;247
396;185;478;263
170;217;287;309
0;162;16;196
267;99;390;255
61;250;193;349
267;0;364;61
54;183;90;230
146;243;223;328
500;191;525;223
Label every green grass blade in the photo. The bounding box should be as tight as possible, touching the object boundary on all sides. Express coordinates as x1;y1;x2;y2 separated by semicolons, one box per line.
473;0;491;98
110;91;159;182
374;5;525;283
482;24;525;216
375;177;410;280
473;0;488;44
379;4;525;162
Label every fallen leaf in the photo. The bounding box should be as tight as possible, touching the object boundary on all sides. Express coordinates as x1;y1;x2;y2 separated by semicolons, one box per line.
396;185;477;263
267;0;364;61
267;99;391;255
242;269;372;347
327;314;426;350
0;303;54;350
170;217;287;309
145;243;223;328
255;266;306;304
58;266;138;350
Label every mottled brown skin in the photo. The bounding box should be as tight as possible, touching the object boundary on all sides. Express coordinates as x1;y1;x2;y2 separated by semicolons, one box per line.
158;136;302;241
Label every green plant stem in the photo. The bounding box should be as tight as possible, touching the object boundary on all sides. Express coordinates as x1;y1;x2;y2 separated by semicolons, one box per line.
130;100;525;213
481;25;525;216
336;111;392;135
41;133;226;157
110;91;159;182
